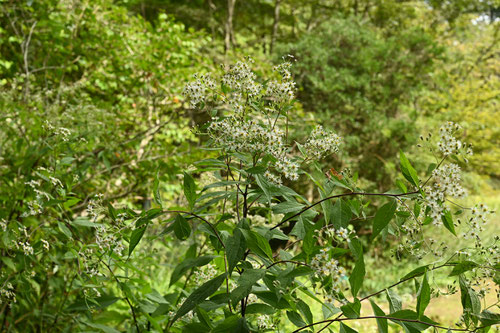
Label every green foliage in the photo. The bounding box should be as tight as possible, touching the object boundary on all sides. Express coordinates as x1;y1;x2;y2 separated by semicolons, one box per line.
0;0;498;332
278;16;443;185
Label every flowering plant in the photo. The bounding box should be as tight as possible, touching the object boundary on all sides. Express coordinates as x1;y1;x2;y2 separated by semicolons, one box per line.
154;58;497;331
2;58;497;333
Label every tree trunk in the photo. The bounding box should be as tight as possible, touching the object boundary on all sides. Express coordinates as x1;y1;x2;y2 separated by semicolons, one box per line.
270;0;281;54
225;0;236;53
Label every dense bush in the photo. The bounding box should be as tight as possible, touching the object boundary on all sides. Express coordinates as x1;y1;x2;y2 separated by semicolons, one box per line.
278;17;444;186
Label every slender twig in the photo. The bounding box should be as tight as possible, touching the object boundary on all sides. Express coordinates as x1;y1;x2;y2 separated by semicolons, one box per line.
293;315;484;332
271;191;419;230
421;156;447;188
265;260;310;269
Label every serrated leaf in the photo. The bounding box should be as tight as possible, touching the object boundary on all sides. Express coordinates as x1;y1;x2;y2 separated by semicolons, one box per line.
171;273;226;325
372;200;397;239
297;299;313;324
401;265;428;280
349;253;365;298
474;310;500;326
245;303;276;315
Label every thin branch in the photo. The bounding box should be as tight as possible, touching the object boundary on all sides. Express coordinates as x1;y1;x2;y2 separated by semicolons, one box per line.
265;260;310;269
293;315;484;332
271;191;419;230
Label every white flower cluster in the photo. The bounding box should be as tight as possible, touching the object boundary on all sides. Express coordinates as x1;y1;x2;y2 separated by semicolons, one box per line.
18;241;34;256
310;249;347;293
184;58;341;186
432;164;466;198
0;219;7;232
222;58;261;98
257;314;274;329
425;163;466;225
266;61;295;104
437;122;471;156
95;225;125;254
324;226;351;242
0;283;16;304
193;263;217;285
79;248;100;277
207;117;299;183
463;204;490;240
87;194;104;221
183;73;216;106
304;125;342;160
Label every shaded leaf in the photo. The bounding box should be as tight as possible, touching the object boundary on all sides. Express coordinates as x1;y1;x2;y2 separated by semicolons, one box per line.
171;273;226;324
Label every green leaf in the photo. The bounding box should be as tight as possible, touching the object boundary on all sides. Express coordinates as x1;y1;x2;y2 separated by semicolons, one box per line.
349;253;365;298
370;300;388;333
474;310;500;326
171;273;226;325
153;171;163;207
173;214;191;240
389;310;436;332
459;275;481;322
287;311;306;327
240;229;272;259
183;172;197;209
340;323;358;333
372;200;397;239
303;228;315;255
128;226;146;256
401;265;428;280
170;255;217;286
212;315;244;333
386;289;402;313
67;295;120;311
72;217;99;228
341;299;361;319
400;150;419;187
416;273;430;318
441;210;457;236
231;269;265;306
226;229;246;276
297;299;313;324
255;174;272;204
272;201;305;214
245;303;276;315
331;198;352;228
450;261;477;276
